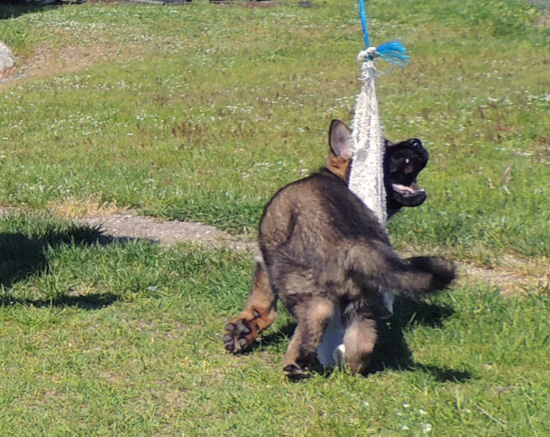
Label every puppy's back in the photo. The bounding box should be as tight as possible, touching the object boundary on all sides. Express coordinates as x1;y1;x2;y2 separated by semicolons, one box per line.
259;169;392;277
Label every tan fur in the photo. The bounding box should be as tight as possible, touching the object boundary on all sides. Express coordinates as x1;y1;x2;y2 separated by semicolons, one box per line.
224;262;277;353
343;318;377;374
282;297;335;376
327;153;352;182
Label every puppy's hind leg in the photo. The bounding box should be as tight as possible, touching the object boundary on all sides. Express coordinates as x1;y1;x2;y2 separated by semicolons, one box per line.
343;316;377;375
224;261;278;353
283;297;334;379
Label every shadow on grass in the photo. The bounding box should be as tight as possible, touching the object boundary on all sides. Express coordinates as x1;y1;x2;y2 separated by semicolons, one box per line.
257;296;472;383
0;215;138;310
1;229;95;288
0;292;120;310
0;2;63;20
369;296;471;383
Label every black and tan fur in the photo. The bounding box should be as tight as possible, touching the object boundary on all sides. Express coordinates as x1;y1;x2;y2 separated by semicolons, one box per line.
224;120;455;378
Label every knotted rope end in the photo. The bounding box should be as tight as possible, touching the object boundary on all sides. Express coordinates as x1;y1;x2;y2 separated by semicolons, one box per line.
357;41;410;68
357;47;378;62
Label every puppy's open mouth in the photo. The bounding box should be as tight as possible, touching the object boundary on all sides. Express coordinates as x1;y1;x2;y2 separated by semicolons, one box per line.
390;180;426;207
392;182;425;198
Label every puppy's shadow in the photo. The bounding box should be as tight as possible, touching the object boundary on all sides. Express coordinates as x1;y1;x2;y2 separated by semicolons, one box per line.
252;322;296;355
370;296;470;382
259;296;471;383
0;227;102;289
371;295;453;371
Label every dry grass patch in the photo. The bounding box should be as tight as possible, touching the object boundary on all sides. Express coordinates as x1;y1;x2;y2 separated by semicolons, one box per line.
0;41;142;90
48;195;127;219
461;255;549;294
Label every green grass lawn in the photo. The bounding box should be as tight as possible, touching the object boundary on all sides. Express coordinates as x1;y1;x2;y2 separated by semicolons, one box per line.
0;212;549;435
0;0;549;434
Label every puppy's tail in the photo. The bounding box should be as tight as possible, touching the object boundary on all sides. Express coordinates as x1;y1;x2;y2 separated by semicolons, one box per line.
394;256;456;298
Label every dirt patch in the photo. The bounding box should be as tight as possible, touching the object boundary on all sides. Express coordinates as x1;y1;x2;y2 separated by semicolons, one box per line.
0;40;142;90
76;211;549;294
462;255;549;294
79;212;256;251
0;41;15;77
10;44;111;78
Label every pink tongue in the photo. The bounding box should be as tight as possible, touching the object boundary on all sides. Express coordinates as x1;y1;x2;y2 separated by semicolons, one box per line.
392;183;416;193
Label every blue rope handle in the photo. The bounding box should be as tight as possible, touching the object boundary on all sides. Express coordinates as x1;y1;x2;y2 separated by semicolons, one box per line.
358;0;409;67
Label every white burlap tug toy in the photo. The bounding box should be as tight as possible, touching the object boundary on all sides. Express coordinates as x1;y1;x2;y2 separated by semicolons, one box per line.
349;46;388;225
317;0;410;368
349;0;409;226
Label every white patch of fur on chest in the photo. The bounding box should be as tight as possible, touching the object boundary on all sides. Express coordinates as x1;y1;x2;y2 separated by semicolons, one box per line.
317;290;394;368
316;306;345;367
381;289;395;320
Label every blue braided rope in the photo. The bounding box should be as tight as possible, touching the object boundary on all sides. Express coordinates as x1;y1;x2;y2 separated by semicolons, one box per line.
357;0;409;67
358;0;370;48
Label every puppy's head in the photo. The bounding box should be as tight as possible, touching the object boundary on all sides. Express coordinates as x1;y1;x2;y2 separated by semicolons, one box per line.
384;138;429;217
326;120;429;217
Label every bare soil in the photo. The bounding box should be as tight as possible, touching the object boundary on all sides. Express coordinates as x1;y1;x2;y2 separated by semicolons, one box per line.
79;212;257;251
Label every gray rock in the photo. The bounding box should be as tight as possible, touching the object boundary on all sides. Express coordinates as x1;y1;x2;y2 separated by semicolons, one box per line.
0;41;15;75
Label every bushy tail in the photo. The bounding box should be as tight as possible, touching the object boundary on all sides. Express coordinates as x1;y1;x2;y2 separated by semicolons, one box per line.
394;256;456;298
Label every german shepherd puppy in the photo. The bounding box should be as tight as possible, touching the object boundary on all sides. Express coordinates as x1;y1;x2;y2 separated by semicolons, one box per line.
224;120;455;378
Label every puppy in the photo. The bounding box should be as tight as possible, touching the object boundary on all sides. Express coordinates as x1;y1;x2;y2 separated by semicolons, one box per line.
224;120;455;378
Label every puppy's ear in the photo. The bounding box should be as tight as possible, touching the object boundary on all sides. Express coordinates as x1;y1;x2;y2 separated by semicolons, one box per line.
329;120;352;160
384;139;395;150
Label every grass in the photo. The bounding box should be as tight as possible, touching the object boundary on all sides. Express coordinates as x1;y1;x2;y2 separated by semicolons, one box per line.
0;213;549;435
0;0;549;434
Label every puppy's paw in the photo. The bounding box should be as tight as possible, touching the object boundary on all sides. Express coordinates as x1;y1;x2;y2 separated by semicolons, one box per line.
283;364;310;381
223;318;255;353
